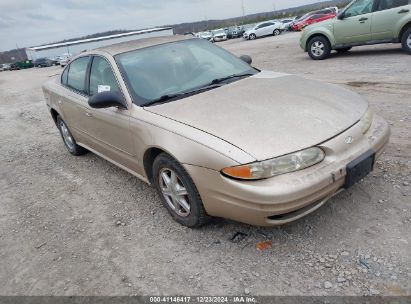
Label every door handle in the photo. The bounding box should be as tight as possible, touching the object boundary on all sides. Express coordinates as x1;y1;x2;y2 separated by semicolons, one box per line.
398;9;409;13
85;112;93;117
358;17;368;22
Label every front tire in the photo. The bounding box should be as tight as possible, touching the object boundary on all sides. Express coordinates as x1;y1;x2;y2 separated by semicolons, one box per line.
56;116;87;156
401;28;411;54
307;36;331;60
153;153;208;228
273;29;281;36
249;33;256;40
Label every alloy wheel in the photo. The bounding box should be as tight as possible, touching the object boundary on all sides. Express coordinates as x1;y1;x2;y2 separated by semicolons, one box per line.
59;120;75;151
407;33;411;48
311;41;325;57
159;168;190;217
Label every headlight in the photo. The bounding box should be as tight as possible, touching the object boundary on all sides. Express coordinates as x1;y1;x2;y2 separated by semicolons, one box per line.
360;108;374;134
221;147;325;180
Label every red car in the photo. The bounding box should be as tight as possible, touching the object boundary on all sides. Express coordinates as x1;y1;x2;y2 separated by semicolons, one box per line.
292;13;336;31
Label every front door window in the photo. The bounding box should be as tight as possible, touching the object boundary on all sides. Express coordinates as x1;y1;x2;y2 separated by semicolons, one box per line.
345;0;374;17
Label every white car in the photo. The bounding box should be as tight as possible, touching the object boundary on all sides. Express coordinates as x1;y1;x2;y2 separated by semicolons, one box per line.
243;21;282;40
280;19;295;31
0;64;8;72
59;53;72;67
212;30;227;42
196;31;214;42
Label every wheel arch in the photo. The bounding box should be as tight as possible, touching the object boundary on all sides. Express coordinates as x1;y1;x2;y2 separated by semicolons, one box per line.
50;108;60;125
143;146;179;184
398;21;411;42
306;33;332;51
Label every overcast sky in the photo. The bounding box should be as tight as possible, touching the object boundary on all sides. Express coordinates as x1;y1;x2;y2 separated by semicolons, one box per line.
0;0;326;51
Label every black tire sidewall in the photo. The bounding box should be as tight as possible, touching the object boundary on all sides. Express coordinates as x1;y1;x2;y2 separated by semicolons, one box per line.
153;153;207;228
274;29;280;36
308;36;331;60
401;28;411;54
249;34;256;40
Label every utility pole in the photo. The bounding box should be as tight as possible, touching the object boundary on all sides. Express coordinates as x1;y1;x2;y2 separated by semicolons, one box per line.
242;0;245;24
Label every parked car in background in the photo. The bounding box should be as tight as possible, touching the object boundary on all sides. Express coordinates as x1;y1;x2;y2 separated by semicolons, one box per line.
0;63;11;71
196;31;214;42
290;7;338;30
42;36;390;227
9;63;20;70
34;58;53;67
243;21;283;40
227;26;243;38
301;0;411;60
59;54;72;67
51;57;62;66
212;29;228;42
280;19;295;31
292;12;337;31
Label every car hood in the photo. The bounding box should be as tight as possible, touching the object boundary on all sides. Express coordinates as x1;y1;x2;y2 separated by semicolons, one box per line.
306;18;335;30
145;71;368;161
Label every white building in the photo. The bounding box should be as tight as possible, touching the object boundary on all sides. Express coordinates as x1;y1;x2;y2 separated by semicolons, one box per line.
26;27;174;60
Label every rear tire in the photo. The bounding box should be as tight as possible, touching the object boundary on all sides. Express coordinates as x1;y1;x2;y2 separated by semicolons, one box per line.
307;36;331;60
401;28;411;54
153;153;209;228
336;47;352;53
56;116;87;156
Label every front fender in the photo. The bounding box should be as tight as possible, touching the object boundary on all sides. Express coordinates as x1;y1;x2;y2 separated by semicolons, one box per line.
301;25;335;51
396;13;411;40
129;106;256;179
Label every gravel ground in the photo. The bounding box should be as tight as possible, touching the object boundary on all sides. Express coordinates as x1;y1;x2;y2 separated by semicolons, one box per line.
0;32;410;296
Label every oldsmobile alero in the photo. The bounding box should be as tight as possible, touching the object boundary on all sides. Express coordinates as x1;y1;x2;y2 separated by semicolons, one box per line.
42;36;390;227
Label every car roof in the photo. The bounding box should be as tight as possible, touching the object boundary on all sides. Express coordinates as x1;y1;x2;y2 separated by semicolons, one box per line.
93;35;192;56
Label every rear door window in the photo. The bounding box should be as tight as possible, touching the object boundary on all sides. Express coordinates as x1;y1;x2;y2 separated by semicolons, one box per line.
67;56;90;94
377;0;410;10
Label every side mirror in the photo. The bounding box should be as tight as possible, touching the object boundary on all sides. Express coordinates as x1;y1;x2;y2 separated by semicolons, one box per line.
337;12;345;20
88;91;128;109
239;55;252;65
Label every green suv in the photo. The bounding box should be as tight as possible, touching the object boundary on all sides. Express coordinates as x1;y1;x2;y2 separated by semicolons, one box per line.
300;0;411;59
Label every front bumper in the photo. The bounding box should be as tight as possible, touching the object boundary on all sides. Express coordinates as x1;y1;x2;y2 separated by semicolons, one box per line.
214;37;227;42
184;114;390;226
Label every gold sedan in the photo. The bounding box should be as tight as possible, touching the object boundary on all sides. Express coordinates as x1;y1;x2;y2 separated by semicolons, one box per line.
42;36;390;227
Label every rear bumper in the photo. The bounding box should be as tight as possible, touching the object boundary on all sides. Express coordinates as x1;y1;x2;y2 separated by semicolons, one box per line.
184;114;390;226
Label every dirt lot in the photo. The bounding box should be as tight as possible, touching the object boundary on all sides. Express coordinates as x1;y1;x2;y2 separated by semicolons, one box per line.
0;32;410;296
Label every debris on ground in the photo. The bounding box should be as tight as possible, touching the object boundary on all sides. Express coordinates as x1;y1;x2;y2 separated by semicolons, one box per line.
256;240;273;251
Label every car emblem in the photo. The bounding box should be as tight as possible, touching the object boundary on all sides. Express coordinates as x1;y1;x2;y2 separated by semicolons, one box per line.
345;136;354;144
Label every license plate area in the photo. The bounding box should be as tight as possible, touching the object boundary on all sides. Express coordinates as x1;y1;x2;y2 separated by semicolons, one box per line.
344;150;375;189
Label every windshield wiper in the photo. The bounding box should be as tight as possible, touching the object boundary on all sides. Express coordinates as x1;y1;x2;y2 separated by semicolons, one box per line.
142;73;255;107
209;72;255;85
143;84;222;107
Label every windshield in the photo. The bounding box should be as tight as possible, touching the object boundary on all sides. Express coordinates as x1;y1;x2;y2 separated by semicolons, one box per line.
116;39;257;106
